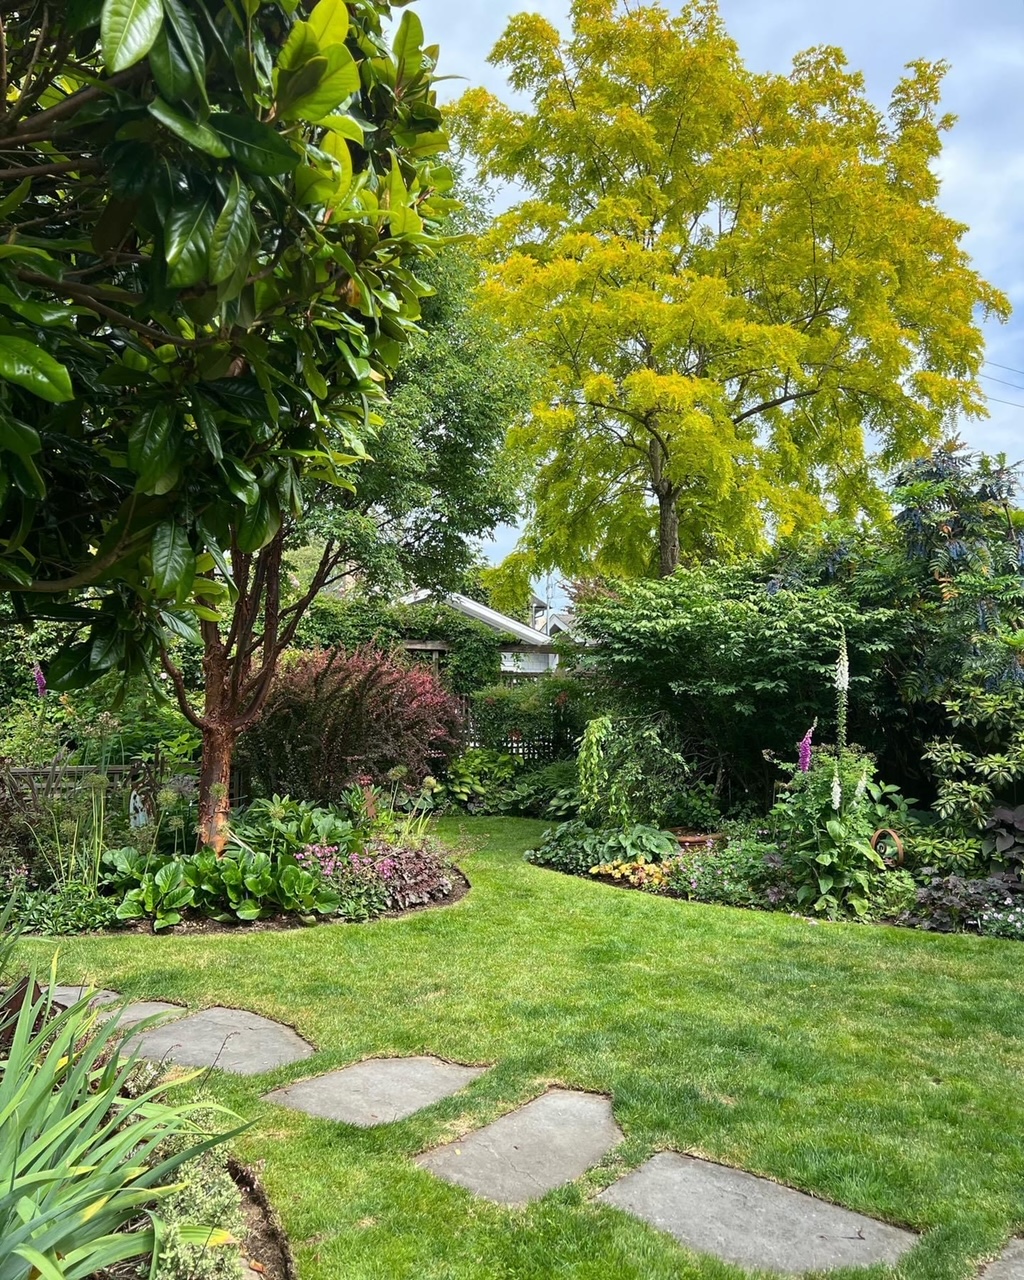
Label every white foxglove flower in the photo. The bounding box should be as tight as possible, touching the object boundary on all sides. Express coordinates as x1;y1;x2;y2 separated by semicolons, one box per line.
854;766;868;802
831;767;842;810
836;635;850;692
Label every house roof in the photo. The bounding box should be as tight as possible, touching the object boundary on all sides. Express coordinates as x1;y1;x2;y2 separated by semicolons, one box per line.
400;590;553;647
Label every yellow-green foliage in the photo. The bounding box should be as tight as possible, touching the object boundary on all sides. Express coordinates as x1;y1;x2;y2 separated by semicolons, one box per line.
455;0;1008;580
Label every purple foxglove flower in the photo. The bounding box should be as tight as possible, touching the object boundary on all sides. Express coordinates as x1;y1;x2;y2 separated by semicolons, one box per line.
798;726;813;772
33;662;46;698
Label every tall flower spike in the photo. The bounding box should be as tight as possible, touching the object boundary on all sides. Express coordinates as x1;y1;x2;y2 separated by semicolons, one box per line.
798;725;814;772
831;765;843;811
32;662;46;698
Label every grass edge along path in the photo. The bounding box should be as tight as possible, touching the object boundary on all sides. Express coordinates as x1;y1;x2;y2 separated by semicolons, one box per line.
16;817;1024;1280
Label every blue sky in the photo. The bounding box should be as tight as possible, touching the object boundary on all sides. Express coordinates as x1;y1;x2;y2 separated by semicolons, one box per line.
418;0;1024;567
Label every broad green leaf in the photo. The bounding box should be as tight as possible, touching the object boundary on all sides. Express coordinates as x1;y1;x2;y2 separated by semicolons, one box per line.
393;9;423;77
280;45;360;121
151;521;195;597
307;0;349;47
149;24;193;101
101;0;164;72
148;97;230;157
0;335;73;403
90;625;126;671
209;175;252;284
128;403;174;485
0;285;74;327
236;493;280;552
191;394;224;461
47;643;98;690
321;113;364;143
68;0;105;33
0;417;41;459
212;114;299;175
160;0;208;100
277;20;319;73
322;130;353;195
164;195;216;287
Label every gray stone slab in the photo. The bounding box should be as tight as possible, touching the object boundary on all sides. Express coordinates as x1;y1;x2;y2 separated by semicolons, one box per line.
123;1006;314;1076
264;1056;487;1127
416;1088;623;1206
107;1000;185;1029
597;1152;916;1273
983;1240;1024;1280
48;985;121;1008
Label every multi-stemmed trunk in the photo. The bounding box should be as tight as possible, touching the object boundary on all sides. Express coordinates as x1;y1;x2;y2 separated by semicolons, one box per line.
160;530;346;851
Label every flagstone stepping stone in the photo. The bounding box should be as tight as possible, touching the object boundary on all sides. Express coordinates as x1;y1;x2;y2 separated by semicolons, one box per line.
416;1088;623;1206
123;1006;314;1076
597;1153;916;1273
983;1240;1024;1280
264;1055;487;1127
49;985;122;1008
47;986;184;1029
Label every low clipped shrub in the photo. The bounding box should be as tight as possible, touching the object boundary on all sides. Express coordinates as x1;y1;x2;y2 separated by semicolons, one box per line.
239;648;464;805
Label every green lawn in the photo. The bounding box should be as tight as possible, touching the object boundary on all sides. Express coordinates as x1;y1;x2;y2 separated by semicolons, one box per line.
19;818;1024;1279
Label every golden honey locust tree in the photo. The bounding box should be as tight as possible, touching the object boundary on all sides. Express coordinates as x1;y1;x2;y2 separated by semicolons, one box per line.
455;0;1009;585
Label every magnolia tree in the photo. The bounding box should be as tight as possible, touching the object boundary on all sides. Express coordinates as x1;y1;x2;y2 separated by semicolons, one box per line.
456;0;1008;589
0;0;451;846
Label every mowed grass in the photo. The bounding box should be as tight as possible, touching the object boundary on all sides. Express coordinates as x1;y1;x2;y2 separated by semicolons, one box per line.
18;817;1024;1279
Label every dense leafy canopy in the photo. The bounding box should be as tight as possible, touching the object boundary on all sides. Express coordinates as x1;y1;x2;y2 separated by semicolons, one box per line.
0;0;450;684
456;0;1008;583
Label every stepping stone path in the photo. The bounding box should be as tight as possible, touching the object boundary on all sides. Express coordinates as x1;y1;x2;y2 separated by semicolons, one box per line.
597;1152;916;1273
264;1056;487;1127
984;1241;1024;1280
416;1088;622;1206
124;1006;314;1076
38;989;931;1270
46;987;184;1029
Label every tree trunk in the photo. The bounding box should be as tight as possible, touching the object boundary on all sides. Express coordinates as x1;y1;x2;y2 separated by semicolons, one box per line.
657;489;680;577
198;721;236;853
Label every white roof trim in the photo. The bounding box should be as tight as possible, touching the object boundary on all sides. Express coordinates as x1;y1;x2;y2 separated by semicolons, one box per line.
400;590;551;646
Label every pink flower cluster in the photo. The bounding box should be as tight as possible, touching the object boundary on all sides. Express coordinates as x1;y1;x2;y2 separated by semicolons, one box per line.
297;845;396;882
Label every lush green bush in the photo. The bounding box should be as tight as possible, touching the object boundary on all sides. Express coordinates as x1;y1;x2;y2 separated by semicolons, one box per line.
660;834;795;910
238;648;463;806
577;714;689;827
8;883;121;936
524;821;677;877
0;980;242;1279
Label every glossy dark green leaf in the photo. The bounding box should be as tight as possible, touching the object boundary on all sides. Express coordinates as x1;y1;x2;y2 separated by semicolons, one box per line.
101;0;165;72
68;0;104;33
393;9;424;78
0;336;73;403
160;0;208;100
48;643;99;691
165;195;216;287
90;626;126;672
235;493;280;552
128;403;175;488
212;114;299;176
209;174;252;284
190;394;223;462
149;26;197;104
149;97;229;157
150;520;195;597
0;417;41;459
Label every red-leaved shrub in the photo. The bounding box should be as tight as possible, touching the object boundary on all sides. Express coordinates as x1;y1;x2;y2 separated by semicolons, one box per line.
240;648;464;804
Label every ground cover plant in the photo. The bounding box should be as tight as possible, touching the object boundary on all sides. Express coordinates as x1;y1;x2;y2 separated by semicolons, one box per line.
11;817;1024;1280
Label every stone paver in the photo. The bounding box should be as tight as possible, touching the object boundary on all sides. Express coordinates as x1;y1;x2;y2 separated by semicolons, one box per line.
597;1152;916;1273
49;985;121;1008
416;1088;623;1206
47;986;184;1029
264;1055;487;1127
984;1240;1024;1280
123;1006;313;1076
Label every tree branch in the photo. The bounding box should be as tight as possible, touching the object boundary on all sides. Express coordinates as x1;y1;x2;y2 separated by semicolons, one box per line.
733;387;820;426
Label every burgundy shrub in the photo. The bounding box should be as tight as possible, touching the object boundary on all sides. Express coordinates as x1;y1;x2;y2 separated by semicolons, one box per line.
239;647;464;805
